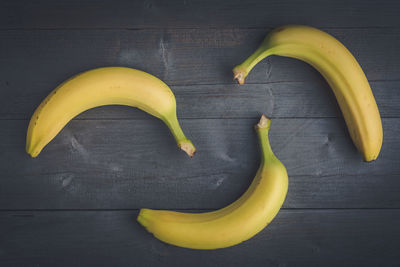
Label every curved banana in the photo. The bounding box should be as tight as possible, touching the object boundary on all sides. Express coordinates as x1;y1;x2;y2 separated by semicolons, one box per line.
26;67;195;157
137;115;288;249
233;25;382;162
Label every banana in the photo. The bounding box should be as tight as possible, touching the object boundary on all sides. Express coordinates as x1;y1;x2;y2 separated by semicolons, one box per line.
26;67;195;157
233;25;382;162
137;115;288;249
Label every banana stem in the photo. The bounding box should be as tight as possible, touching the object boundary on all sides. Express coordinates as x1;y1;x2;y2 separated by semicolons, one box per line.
233;45;272;84
255;115;275;162
164;115;196;157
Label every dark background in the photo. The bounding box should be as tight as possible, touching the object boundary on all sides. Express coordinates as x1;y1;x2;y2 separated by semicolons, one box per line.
0;0;399;266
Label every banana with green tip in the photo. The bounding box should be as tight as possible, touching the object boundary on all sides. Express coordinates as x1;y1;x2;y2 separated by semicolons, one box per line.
26;67;196;157
233;25;382;162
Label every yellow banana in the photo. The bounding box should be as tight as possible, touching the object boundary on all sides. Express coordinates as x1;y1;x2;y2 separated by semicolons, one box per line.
233;25;382;162
26;67;195;157
137;115;288;249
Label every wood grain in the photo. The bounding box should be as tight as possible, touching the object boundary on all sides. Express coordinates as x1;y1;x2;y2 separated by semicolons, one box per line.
1;209;399;266
0;0;398;265
1;118;398;209
2;81;398;120
0;28;398;89
1;0;399;29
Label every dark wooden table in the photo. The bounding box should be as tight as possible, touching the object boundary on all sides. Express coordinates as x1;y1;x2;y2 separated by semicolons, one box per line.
1;0;399;266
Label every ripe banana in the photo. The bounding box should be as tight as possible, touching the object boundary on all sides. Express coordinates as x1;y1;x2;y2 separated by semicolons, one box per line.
26;67;195;157
137;115;288;249
233;25;382;161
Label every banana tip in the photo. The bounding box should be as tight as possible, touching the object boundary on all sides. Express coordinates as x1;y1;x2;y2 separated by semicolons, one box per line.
137;209;152;228
179;140;196;158
233;67;247;85
256;115;271;129
26;146;39;158
363;155;378;162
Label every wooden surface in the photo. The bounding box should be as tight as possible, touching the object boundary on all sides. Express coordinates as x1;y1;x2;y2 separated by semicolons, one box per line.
0;0;399;266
